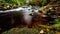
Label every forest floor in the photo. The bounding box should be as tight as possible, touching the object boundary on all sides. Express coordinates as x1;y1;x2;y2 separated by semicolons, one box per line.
1;23;60;34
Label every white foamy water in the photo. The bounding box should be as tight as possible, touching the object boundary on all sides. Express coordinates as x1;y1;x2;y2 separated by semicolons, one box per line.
0;6;39;24
22;8;32;25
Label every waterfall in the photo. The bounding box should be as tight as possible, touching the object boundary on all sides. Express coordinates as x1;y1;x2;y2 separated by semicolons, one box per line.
0;5;39;25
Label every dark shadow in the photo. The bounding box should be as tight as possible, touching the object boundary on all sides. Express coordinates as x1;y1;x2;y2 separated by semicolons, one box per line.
0;11;25;34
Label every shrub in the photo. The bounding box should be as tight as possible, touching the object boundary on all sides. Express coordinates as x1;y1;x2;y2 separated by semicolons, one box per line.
29;0;48;6
5;0;26;6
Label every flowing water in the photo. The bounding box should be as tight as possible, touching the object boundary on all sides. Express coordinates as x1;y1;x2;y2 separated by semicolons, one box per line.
0;5;40;25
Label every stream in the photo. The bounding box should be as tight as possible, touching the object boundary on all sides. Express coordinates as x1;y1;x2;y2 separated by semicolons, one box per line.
0;5;40;25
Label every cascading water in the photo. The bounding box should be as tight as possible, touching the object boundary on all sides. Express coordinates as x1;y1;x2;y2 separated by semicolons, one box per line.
21;6;39;25
22;8;32;25
0;5;39;25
